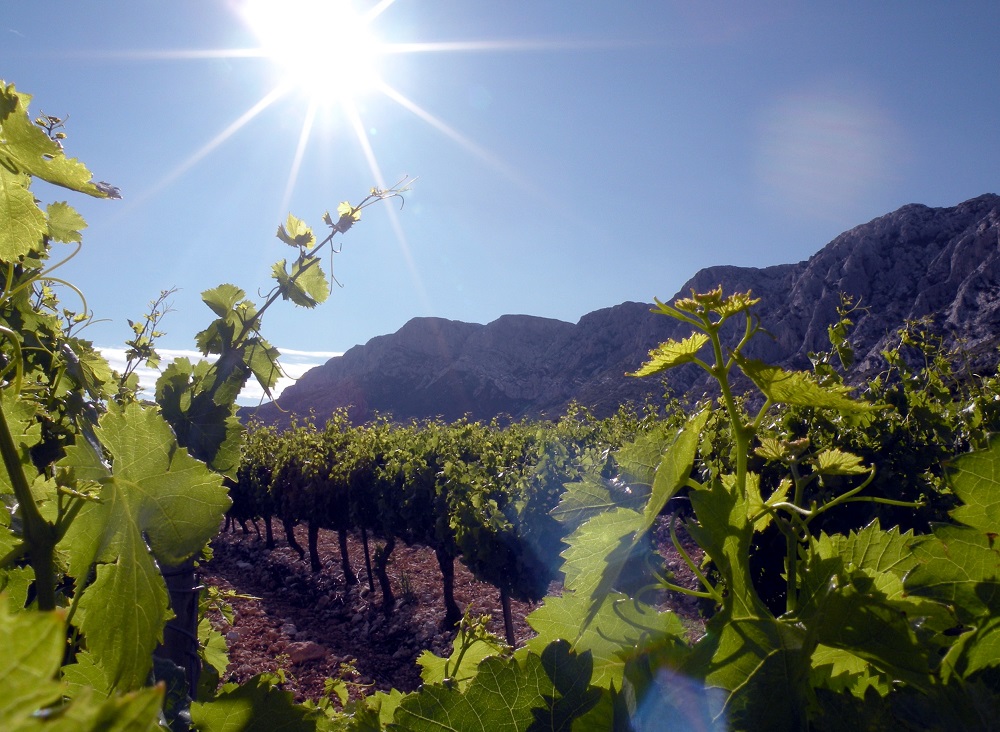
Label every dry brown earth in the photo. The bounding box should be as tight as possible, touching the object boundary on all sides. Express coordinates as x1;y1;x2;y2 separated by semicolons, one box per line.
200;518;704;706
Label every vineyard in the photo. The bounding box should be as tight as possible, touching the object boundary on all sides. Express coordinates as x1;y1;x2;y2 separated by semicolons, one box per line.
2;79;1000;731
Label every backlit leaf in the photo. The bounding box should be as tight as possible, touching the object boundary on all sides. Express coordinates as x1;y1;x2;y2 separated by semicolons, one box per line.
0;602;65;725
530;640;602;730
551;476;616;531
628;333;709;378
745;473;790;533
190;675;315;731
0;165;45;260
809;644;891;698
417;624;508;691
525;591;683;689
45;201;87;243
275;213;315;248
682;613;809;730
390;654;552;731
806;582;934;691
561;508;641;606
0;604;163;731
0;83;112;197
734;354;876;412
641;410;708;537
59;403;230;690
905;524;1000;624
947;435;1000;534
815;448;868;475
201;284;249;320
271;257;330;308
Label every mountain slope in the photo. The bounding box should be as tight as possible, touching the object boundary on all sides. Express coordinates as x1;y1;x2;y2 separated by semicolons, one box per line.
249;193;1000;426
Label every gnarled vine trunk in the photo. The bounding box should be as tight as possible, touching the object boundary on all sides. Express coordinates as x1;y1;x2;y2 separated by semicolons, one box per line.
435;546;462;627
374;537;396;616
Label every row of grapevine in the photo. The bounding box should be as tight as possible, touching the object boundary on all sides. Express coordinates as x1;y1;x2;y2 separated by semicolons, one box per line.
228;404;661;642
0;79;412;730
327;289;1000;730
3;78;999;731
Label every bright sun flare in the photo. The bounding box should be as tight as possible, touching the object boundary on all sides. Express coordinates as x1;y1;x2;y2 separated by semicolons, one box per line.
240;0;385;105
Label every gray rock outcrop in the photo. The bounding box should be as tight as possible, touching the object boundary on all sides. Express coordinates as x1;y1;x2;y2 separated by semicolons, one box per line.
247;194;1000;427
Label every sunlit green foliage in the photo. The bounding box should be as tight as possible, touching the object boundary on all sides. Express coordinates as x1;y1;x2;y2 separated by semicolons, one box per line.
0;79;405;729
2;78;999;731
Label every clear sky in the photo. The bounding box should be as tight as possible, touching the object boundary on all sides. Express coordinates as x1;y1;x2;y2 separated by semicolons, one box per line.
4;2;999;400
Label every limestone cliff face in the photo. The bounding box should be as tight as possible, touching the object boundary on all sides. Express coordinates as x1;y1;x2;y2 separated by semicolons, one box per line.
248;194;1000;426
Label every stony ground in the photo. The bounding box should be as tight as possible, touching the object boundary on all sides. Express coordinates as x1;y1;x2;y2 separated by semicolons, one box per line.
199;518;704;706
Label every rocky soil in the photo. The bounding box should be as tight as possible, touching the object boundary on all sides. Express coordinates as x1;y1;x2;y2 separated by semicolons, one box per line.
199;519;704;707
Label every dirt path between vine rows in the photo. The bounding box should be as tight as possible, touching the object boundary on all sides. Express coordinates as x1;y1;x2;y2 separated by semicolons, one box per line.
199;519;704;706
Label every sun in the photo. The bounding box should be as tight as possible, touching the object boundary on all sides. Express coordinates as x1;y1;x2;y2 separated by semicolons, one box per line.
239;0;386;106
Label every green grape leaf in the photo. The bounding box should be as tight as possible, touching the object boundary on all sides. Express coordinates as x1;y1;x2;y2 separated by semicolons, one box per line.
62;651;112;698
615;423;673;492
551;476;615;531
745;473;790;533
812;521;916;577
337;200;360;221
198;616;230;681
241;337;282;393
809;644;891;698
417;624;508;690
681;614;809;730
734;354;876;412
0;603;164;731
904;524;1000;624
806;582;934;692
275;213;315;248
155;358;244;476
0;165;46;260
328;201;361;233
361;689;407;731
754;437;788;462
559;411;706;632
795;525;942;689
947;435;1000;534
687;477;760;617
189;675;316;731
390;654;552;731
962;619;1000;678
59;403;230;690
940;615;1000;681
799;523;916;613
45;201;87;243
641;410;708;535
33;687;164;732
0;392;43;496
525;591;683;689
530;640;602;730
0;602;65;725
628;333;709;377
561;507;641;605
65;337;115;402
0;83;114;198
271;257;330;308
201;284;250;320
814;448;868;475
0;567;33;609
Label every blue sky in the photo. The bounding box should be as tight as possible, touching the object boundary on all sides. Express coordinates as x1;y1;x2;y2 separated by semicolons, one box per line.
4;2;999;399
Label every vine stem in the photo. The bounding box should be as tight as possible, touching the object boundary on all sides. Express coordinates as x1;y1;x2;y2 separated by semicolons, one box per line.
786;461;806;614
669;515;722;602
704;313;767;617
0;402;57;610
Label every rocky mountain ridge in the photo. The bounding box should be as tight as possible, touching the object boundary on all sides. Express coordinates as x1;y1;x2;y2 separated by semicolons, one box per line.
248;193;1000;426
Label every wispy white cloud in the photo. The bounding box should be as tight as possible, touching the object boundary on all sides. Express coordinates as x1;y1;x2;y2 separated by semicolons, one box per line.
98;346;339;405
